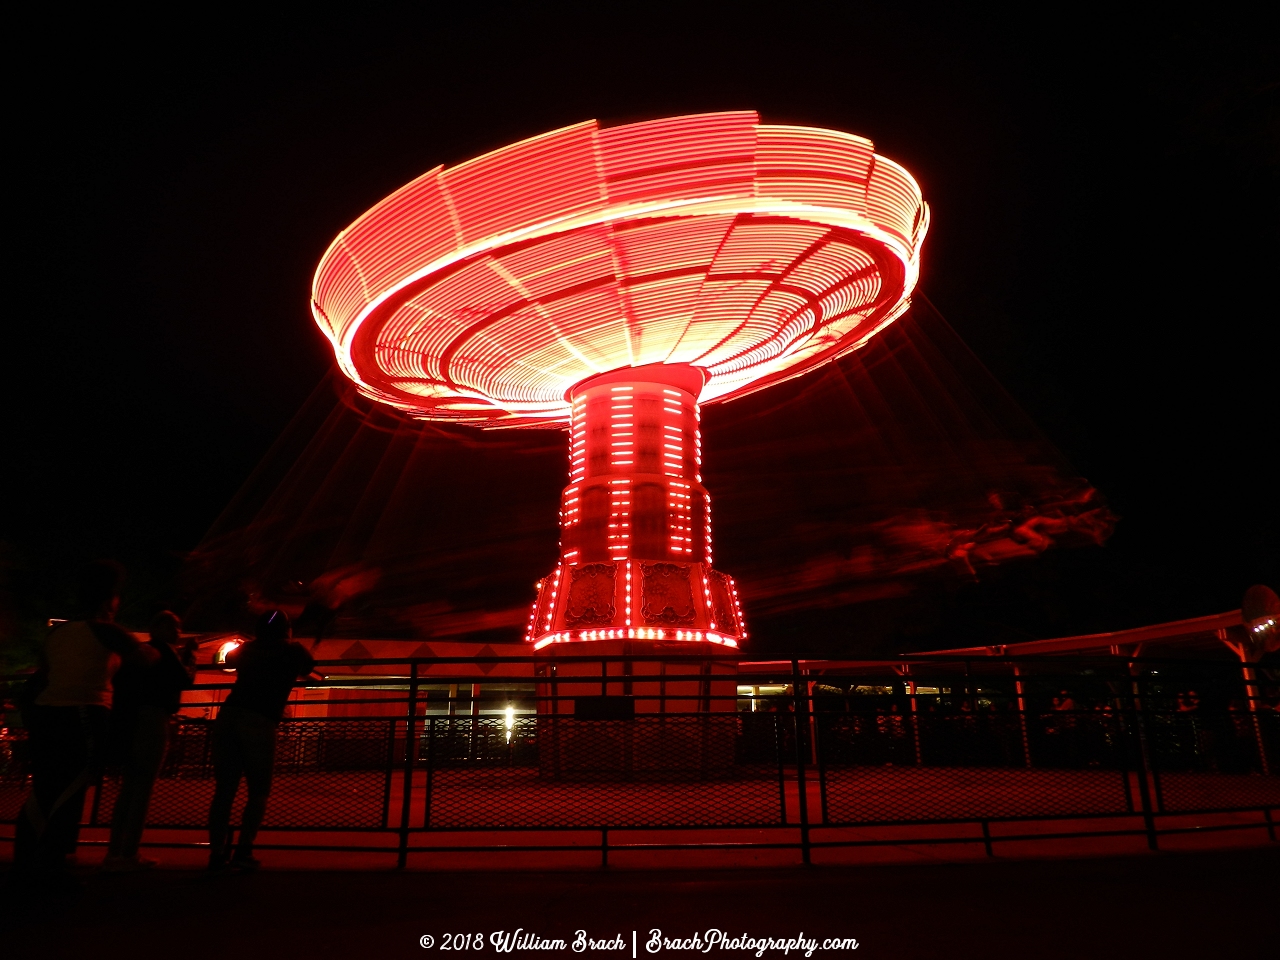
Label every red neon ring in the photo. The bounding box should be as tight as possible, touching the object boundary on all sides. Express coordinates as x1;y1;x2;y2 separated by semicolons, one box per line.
313;111;928;427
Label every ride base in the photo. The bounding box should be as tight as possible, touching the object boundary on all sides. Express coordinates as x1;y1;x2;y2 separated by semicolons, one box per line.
527;364;746;650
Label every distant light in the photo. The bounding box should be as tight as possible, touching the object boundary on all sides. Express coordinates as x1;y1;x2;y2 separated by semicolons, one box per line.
505;705;515;743
216;639;243;670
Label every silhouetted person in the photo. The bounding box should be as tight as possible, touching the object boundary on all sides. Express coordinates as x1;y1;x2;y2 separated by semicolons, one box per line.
206;610;314;872
15;561;158;878
102;610;196;871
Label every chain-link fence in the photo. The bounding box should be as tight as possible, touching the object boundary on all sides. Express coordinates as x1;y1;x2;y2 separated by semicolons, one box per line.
90;718;397;830
2;654;1277;863
421;714;784;829
1145;704;1280;814
817;708;1137;824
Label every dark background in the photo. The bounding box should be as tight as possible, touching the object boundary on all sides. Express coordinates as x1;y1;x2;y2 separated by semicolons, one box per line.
5;851;1279;960
3;6;1276;658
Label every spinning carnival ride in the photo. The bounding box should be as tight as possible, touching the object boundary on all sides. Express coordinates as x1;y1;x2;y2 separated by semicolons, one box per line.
311;112;928;650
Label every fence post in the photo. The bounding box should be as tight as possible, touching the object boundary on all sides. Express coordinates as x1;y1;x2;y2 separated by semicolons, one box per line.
1127;660;1159;851
1241;661;1271;776
901;665;923;766
423;717;436;830
469;682;481;759
775;710;788;826
816;705;829;826
551;662;562;780
397;661;420;869
791;659;811;865
381;717;396;829
807;678;818;766
1013;664;1033;768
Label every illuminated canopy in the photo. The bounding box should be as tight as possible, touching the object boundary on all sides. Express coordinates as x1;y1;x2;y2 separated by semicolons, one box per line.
313;111;928;427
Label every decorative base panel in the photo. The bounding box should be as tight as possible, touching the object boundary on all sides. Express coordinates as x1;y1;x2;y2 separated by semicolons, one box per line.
526;560;746;650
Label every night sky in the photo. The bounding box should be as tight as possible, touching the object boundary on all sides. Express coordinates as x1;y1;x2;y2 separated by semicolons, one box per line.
4;8;1276;656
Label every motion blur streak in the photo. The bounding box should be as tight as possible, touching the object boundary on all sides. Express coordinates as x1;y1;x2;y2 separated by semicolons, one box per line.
309;112;927;427
181;300;1113;655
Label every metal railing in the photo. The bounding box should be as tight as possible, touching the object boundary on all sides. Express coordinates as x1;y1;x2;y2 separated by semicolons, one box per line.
2;653;1277;866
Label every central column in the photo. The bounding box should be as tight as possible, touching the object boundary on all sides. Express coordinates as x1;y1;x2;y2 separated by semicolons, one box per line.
525;363;745;648
560;363;711;567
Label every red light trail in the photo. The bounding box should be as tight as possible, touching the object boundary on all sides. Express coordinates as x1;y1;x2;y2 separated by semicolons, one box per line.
313;112;928;649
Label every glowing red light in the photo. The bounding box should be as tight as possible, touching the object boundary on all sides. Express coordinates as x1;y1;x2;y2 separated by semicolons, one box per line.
314;113;928;650
313;111;926;428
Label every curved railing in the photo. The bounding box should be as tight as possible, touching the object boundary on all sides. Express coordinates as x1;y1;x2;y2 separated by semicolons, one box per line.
2;653;1276;866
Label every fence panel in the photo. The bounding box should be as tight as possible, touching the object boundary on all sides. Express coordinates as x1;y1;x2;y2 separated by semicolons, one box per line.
818;708;1136;823
91;717;396;830
1146;708;1280;813
2;655;1278;861
422;714;786;829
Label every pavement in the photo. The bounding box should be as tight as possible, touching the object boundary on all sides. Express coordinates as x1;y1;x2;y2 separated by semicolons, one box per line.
2;846;1276;959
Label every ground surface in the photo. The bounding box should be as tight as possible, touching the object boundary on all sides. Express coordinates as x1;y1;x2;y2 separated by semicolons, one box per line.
2;848;1275;959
